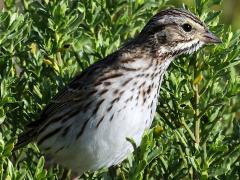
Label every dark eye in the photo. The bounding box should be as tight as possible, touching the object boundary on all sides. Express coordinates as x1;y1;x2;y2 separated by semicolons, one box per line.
182;23;192;32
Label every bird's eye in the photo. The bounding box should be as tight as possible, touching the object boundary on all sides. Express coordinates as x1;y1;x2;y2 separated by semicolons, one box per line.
182;23;192;32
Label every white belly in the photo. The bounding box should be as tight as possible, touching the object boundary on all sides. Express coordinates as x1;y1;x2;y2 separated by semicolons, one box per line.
52;90;156;174
38;59;169;174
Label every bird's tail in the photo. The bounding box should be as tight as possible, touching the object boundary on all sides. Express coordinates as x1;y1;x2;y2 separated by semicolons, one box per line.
14;129;37;150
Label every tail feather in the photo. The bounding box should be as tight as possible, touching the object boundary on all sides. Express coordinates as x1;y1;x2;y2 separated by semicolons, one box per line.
14;129;37;150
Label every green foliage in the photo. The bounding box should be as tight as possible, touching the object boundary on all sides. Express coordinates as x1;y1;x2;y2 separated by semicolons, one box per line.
0;0;239;179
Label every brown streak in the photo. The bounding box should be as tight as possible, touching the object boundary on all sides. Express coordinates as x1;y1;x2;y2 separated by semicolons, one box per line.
107;104;113;112
92;99;105;115
39;110;79;135
109;113;114;121
96;116;104;128
83;101;93;112
38;127;61;145
113;89;119;94
76;118;90;139
61;125;71;137
111;97;120;105
55;146;64;153
122;78;133;86
98;73;123;82
99;89;108;96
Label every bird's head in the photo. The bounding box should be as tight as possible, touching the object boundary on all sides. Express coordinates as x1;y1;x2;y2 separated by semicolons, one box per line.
138;8;222;56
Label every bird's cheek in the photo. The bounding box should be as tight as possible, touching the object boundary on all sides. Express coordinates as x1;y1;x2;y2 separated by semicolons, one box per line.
169;31;185;43
156;33;167;44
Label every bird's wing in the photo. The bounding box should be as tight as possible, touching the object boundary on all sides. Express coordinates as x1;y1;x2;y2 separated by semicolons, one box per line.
15;51;120;150
31;61;107;128
15;59;111;150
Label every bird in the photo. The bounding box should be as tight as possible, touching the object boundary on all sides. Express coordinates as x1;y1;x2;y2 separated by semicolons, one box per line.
15;8;221;177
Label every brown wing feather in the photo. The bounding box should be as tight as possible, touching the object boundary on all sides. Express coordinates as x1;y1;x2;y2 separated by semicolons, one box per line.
15;53;118;150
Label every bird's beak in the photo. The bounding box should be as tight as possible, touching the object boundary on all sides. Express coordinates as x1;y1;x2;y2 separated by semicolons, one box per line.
201;30;222;44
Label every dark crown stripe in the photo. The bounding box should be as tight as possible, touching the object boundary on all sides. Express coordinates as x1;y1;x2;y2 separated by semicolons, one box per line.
169;9;203;26
156;8;204;27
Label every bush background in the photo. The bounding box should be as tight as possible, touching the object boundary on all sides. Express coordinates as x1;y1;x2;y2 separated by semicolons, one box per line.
0;0;239;179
